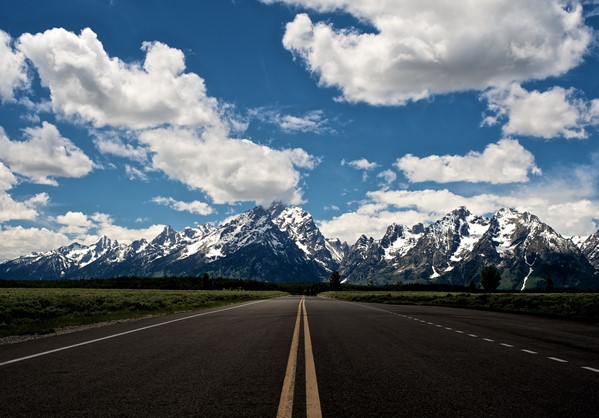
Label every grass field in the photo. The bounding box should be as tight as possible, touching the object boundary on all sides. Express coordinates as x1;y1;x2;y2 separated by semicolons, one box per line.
321;291;599;322
0;288;286;337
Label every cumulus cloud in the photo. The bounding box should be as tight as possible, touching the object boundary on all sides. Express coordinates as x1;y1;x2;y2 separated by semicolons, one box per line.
0;159;49;222
93;131;149;162
139;127;318;205
0;210;168;260
56;211;94;236
152;196;214;216
15;27;317;206
0;161;17;191
319;162;599;243
18;28;223;130
54;211;165;245
88;212;166;244
342;158;378;171
0;30;28;102
396;139;541;184
0;123;93;186
0;192;48;223
0;226;70;261
264;0;591;105
483;84;597;139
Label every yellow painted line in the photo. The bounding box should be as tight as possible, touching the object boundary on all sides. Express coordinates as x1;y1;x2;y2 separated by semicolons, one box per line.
277;297;303;418
276;297;323;418
302;297;323;418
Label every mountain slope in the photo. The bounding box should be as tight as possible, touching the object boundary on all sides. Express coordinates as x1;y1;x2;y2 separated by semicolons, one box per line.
0;204;344;283
0;205;596;288
340;207;598;289
581;230;599;270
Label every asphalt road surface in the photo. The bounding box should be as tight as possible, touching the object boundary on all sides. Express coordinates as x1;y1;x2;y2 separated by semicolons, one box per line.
1;296;598;417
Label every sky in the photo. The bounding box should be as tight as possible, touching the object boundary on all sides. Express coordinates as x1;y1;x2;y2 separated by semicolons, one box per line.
1;0;599;260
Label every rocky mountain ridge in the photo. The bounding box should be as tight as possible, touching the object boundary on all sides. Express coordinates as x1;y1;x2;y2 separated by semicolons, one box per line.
1;204;598;289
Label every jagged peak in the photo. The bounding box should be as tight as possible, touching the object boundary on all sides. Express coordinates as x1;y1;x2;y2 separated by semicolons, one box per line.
151;225;178;246
411;223;425;234
94;235;115;249
449;206;472;218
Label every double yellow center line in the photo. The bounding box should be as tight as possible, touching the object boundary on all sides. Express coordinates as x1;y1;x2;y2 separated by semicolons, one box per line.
277;297;322;418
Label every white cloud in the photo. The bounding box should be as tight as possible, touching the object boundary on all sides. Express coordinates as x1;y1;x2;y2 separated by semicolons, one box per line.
18;28;223;130
0;161;17;191
0;192;48;223
320;178;599;244
342;158;378;171
395;139;541;184
53;212;165;245
139;127;318;206
152;196;214;216
321;154;599;242
483;84;596;139
249;108;335;134
265;1;591;105
251;108;334;134
56;211;94;236
0;226;70;261
124;164;149;182
93;131;148;162
88;212;165;245
377;169;397;189
16;27;317;206
0;210;167;260
0;30;28;102
0;122;93;186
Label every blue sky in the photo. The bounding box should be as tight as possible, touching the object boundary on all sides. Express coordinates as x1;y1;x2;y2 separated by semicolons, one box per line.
1;0;599;259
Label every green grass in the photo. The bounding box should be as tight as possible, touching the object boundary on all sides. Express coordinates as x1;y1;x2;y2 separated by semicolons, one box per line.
321;291;599;321
0;288;286;337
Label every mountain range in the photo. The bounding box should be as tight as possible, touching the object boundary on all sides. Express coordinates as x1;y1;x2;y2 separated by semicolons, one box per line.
1;203;598;290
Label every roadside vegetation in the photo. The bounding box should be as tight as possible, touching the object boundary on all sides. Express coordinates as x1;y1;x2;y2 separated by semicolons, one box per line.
0;288;285;337
321;291;599;322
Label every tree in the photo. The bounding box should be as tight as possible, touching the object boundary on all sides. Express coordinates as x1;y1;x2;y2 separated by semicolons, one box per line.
201;272;211;290
329;271;341;291
545;273;554;292
480;265;501;291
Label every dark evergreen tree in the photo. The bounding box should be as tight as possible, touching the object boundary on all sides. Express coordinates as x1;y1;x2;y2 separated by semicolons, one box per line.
545;273;554;292
201;272;211;289
480;265;501;291
329;270;341;291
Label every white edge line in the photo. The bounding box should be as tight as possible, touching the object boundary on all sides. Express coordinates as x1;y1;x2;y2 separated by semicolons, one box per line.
0;299;267;367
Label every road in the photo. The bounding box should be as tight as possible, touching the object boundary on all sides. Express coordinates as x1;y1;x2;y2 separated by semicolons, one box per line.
1;296;598;417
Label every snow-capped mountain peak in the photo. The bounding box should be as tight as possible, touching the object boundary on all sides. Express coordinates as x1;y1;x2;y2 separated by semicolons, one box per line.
0;205;596;289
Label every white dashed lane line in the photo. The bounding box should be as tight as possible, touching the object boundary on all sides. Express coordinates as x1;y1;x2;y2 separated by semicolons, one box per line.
356;303;598;377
